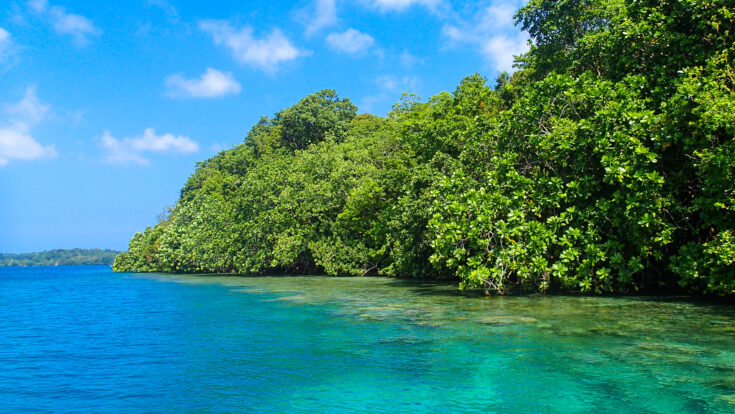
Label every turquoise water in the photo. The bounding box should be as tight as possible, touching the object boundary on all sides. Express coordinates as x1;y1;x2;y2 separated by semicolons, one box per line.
1;266;734;413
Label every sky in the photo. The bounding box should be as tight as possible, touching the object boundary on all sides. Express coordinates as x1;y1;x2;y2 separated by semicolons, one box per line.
0;0;529;253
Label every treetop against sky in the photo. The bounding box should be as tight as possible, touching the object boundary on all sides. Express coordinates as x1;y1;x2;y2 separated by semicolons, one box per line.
0;0;528;253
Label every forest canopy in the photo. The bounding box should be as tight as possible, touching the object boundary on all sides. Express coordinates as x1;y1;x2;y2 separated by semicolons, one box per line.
114;0;734;295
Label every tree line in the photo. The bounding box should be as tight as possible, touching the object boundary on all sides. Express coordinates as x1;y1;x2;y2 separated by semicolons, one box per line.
1;249;120;267
114;0;734;295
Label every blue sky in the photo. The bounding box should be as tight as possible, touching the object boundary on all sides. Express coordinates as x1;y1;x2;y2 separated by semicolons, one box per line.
0;0;528;253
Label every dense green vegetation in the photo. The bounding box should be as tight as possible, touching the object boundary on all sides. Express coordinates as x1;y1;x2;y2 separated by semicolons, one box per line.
115;0;734;295
1;249;120;267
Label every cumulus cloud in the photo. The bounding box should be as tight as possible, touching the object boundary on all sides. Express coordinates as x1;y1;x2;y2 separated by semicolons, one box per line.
28;0;101;45
4;87;51;124
480;34;528;73
297;0;338;36
0;128;55;166
199;20;309;72
442;2;528;73
165;68;241;98
325;28;374;54
0;88;57;166
101;128;199;165
370;0;442;12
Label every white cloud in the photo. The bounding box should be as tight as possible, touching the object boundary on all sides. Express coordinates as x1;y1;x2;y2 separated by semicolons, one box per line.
442;2;528;73
199;20;309;72
101;128;199;165
371;0;442;12
28;0;101;45
0;88;56;166
0;28;11;62
165;68;242;98
325;28;374;54
0;127;55;166
481;34;528;73
3;87;51;124
297;0;338;36
486;3;517;26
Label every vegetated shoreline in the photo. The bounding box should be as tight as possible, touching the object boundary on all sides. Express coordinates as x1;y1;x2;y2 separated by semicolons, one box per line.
114;1;734;296
117;266;735;303
0;249;120;267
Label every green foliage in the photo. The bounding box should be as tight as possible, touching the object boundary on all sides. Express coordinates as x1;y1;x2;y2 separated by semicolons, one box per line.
115;1;734;296
429;74;673;293
667;47;735;294
1;249;120;267
275;89;357;151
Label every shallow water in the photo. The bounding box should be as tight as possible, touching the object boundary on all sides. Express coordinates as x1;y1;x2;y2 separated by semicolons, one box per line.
1;266;734;413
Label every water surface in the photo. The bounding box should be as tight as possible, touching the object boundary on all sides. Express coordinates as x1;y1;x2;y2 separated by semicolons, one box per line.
1;266;734;413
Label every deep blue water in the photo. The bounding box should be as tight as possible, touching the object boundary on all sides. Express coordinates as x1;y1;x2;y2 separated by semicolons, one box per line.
1;266;734;413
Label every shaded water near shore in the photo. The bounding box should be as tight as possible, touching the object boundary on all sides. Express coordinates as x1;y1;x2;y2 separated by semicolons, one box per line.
1;266;734;412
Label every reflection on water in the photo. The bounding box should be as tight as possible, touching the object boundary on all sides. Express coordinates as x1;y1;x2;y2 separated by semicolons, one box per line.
1;267;734;413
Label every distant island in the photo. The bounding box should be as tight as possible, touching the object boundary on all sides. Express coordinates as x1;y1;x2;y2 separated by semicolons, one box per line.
0;249;121;267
